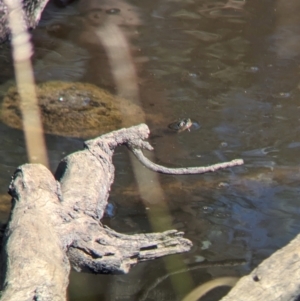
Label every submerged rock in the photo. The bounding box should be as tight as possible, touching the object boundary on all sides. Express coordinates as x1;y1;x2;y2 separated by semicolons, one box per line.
1;81;143;138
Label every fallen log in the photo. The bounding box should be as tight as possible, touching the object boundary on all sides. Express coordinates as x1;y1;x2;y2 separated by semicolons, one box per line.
219;233;300;301
0;124;243;301
0;164;70;301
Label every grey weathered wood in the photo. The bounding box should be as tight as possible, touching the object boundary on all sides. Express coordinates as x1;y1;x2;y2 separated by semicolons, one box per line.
0;124;193;301
56;124;192;274
0;164;69;301
220;233;300;301
128;146;244;174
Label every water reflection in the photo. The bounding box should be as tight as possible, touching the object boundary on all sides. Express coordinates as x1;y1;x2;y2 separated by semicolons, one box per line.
1;0;300;300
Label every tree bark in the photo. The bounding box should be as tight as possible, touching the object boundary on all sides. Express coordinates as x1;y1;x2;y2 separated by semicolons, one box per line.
0;124;193;301
0;164;70;301
220;233;300;301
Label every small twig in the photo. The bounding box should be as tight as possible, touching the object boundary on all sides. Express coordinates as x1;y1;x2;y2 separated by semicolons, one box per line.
128;145;244;175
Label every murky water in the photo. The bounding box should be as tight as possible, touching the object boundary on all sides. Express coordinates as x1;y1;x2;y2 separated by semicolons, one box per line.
1;0;300;300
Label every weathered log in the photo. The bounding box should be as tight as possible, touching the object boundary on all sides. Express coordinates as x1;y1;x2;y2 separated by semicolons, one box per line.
0;124;193;300
0;123;244;300
219;233;300;301
180;233;300;301
0;164;70;301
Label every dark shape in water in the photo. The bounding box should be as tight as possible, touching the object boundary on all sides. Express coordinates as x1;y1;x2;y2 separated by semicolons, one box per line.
1;81;143;138
53;0;76;8
168;118;200;133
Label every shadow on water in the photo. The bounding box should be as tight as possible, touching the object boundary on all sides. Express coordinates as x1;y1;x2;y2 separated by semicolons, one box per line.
1;0;300;300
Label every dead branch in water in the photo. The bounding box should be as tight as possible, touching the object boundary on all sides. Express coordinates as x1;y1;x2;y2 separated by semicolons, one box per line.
128;144;244;174
219;232;300;301
0;124;243;301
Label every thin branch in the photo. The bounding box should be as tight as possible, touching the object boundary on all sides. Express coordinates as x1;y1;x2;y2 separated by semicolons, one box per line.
128;145;244;175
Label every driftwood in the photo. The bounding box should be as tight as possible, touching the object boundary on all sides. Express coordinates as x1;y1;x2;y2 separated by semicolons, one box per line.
219;233;300;301
140;234;300;301
3;118;300;301
129;146;243;174
0;124;243;301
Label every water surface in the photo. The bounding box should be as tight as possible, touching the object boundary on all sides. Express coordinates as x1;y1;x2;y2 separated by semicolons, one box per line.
1;0;300;300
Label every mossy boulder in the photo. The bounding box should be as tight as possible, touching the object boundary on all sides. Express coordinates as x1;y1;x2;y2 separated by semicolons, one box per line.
1;81;143;138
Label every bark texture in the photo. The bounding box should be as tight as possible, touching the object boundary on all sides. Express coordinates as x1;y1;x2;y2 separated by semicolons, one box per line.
1;164;69;301
0;124;192;301
220;233;300;301
2;123;298;301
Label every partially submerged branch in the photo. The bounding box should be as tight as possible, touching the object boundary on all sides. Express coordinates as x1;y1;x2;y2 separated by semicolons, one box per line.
1;164;69;301
128;145;244;174
0;124;244;301
220;232;300;301
68;227;192;274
